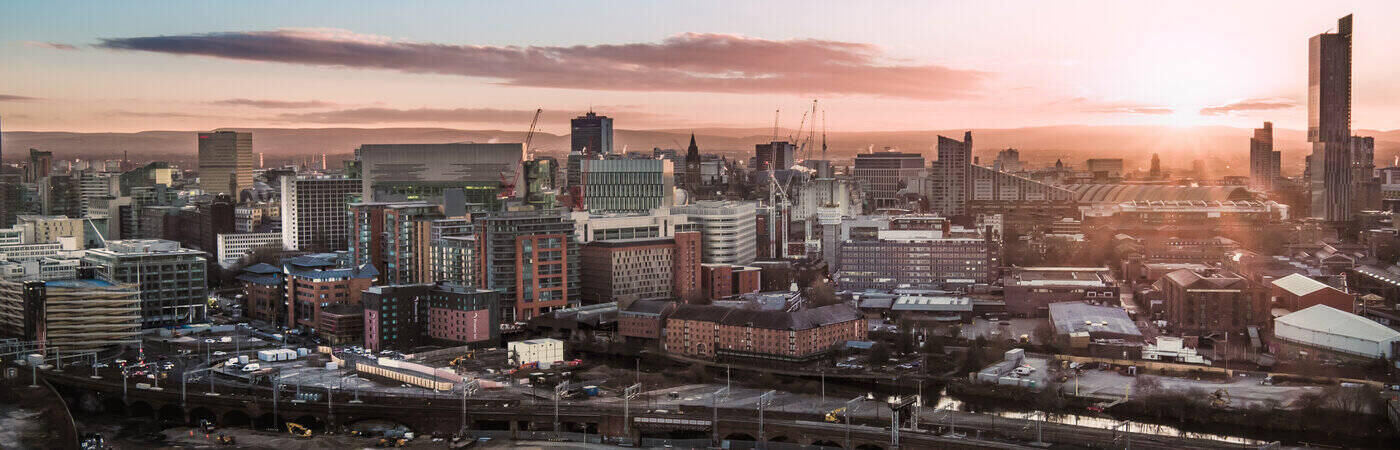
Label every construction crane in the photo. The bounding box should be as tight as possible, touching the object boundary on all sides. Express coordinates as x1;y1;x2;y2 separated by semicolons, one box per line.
797;99;818;162
499;108;541;200
523;107;542;158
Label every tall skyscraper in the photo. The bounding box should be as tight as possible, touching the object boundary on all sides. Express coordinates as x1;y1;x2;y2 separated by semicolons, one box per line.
197;131;254;196
934;131;973;216
1250;122;1276;191
570;111;614;156
1308;15;1353;222
25;148;53;183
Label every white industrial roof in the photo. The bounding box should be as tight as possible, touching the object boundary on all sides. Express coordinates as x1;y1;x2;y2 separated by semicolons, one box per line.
1271;273;1330;297
1275;305;1400;343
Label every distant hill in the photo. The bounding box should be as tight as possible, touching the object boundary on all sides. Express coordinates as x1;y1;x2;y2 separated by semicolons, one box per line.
4;125;1398;178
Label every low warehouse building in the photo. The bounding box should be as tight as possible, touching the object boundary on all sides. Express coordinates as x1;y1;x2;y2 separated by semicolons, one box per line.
1273;304;1400;360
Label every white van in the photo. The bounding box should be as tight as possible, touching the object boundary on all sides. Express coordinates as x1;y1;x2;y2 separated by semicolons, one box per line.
241;363;261;372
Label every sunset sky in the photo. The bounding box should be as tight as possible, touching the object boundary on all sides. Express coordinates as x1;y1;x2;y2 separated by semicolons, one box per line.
2;1;1398;133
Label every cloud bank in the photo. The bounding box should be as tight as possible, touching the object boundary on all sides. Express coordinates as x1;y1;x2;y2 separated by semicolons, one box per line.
211;98;335;108
98;29;987;100
1199;98;1297;116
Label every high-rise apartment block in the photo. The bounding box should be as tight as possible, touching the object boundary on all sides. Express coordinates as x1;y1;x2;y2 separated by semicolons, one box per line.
1250;122;1281;191
197;131;253;195
1308;15;1353;222
280;176;360;252
933;132;973;216
476;209;579;322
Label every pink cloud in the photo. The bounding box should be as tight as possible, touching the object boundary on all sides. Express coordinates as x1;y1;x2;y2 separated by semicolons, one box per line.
98;30;988;100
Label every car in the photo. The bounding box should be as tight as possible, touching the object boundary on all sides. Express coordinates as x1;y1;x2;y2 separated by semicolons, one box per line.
212;351;227;356
93;363;109;368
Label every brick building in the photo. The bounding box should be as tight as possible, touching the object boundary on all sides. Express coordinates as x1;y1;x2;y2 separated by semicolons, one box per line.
362;281;499;352
1157;268;1267;336
700;263;761;301
618;299;678;346
663;303;864;363
579;231;701;306
282;254;378;331
1270;273;1354;312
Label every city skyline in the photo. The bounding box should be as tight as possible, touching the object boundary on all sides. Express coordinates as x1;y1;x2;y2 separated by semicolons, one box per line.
2;1;1400;133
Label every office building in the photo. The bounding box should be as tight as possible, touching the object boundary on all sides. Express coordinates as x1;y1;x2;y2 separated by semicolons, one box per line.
700;263;761;301
933;132;973;216
77;170;118;217
476;209;579;322
1250;122;1280;191
280;176;360;252
993;149;1022;173
83;239;207;328
16;215;84;244
579;231;701;306
1003;267;1120;317
25;149;52;184
755;141;797;171
197;131;254;195
580;158;674;213
570;112;613;156
1308;15;1353;222
356;143;524;206
215;231;283;268
0;278;141;353
1085;158;1125;179
672;201;757;265
852;150;925;210
39;174;80;218
835;228;999;292
570;208;694;243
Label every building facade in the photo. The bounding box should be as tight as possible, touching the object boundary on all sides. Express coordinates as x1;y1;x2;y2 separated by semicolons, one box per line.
476;209;579;322
280;176;360;252
197;131;253;195
852;150;925;210
83;239;207;328
1308;15;1353;222
579;158;675;213
672;201;757;265
663;303;866;363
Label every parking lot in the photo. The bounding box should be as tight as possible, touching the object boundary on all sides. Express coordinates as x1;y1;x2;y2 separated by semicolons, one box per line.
959;317;1045;345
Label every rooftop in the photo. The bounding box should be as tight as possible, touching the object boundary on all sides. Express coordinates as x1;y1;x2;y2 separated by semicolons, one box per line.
1271;273;1334;297
1276;304;1400;343
1048;302;1142;338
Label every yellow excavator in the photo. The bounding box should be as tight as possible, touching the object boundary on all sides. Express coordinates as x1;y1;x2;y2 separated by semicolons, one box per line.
824;407;846;423
286;422;312;438
448;352;476;367
1209;389;1231;408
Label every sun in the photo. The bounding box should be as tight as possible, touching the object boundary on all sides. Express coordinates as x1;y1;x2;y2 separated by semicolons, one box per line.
1159;106;1213;127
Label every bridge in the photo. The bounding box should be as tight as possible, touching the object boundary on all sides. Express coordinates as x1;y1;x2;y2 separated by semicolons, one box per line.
43;369;1241;449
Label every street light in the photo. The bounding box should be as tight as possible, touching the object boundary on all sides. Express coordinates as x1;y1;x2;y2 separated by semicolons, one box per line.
460;379;480;434
756;390;776;450
711;387;729;445
623;383;641;441
553;381;569;433
844;396;862;450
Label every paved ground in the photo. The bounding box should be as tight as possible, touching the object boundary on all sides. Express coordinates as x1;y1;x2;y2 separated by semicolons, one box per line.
959;318;1045;345
1067;368;1322;407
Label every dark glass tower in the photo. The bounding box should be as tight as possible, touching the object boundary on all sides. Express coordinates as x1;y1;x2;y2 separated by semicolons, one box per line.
1308;15;1352;221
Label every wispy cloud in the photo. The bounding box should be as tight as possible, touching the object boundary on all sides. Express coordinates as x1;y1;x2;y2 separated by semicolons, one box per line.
21;41;77;51
210;98;335;109
97;29;989;100
1199;98;1297;116
1052;97;1173;115
110;110;212;119
0;94;40;102
273;107;543;124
